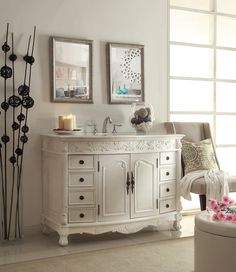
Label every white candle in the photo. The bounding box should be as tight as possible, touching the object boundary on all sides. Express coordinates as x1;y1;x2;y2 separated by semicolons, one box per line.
58;116;64;130
64;115;73;130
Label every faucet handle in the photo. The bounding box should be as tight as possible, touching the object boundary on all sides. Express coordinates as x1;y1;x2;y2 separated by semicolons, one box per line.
88;124;97;134
112;124;122;134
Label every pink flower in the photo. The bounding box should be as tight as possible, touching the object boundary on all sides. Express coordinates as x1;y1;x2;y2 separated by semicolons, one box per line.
216;211;226;221
220;196;235;208
232;215;236;223
222;196;230;203
225;214;234;221
212;214;219;221
210;199;218;207
219;202;227;209
211;204;220;212
210;199;220;211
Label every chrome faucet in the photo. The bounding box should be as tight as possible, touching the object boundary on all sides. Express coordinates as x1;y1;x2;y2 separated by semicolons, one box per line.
102;116;113;133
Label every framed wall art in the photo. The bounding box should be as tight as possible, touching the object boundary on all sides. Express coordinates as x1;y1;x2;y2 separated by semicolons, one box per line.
50;36;93;103
107;42;144;104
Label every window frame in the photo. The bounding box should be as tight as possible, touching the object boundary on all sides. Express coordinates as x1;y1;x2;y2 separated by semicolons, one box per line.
168;0;236;210
168;0;236;150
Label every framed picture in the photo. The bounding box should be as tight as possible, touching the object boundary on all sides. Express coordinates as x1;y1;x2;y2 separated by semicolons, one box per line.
107;42;144;104
50;36;93;103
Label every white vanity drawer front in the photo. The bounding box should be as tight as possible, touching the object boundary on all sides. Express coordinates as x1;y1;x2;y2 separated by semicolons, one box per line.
69;190;95;205
160;152;176;165
69;155;94;169
159;182;176;198
68;207;96;223
69;172;94;187
160;167;176;181
159;198;176;214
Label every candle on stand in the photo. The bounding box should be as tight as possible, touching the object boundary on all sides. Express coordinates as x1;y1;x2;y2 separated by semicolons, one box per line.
57;114;77;130
63;114;74;130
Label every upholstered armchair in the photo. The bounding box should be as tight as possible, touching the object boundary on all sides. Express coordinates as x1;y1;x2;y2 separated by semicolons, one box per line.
164;122;236;210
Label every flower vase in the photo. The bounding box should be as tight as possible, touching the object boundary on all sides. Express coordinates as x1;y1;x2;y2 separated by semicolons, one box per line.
130;103;154;133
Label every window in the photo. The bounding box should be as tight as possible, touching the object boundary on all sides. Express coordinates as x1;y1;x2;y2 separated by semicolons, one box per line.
169;0;236;210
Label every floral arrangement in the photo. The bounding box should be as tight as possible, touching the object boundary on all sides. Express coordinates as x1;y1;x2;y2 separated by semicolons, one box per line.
130;103;154;132
209;196;236;222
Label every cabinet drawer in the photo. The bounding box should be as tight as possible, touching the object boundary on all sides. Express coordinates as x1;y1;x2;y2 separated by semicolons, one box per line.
68;189;95;205
160;167;176;181
160;152;176;165
68;207;96;223
68;155;94;169
159;182;176;198
69;172;94;187
159;198;176;214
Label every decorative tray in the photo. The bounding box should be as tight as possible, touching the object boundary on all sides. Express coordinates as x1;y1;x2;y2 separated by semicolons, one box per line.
53;128;82;135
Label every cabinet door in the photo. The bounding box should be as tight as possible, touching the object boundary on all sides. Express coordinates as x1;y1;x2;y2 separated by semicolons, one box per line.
98;154;130;222
130;153;158;218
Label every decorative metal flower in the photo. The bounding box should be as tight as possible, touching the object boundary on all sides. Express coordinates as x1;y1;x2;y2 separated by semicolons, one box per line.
0;23;36;241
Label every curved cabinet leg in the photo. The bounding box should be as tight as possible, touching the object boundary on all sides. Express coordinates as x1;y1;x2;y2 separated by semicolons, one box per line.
59;234;69;246
173;220;181;231
173;213;182;231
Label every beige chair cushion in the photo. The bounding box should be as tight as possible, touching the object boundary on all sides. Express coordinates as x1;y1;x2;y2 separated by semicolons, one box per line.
182;139;219;174
191;175;236;194
190;177;206;194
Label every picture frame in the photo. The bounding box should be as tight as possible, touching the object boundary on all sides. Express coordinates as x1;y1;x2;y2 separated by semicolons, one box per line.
107;42;144;104
50;36;93;103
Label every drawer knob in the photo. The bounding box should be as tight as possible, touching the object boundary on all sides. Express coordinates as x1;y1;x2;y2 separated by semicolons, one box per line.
166;188;170;192
80;213;85;218
79;178;84;182
79;195;84;200
79;160;85;165
166;156;170;160
166;171;170;176
166;204;170;208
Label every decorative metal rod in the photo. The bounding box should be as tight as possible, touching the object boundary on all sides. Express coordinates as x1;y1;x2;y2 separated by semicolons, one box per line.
15;26;36;238
16;35;31;157
0;145;5;239
8;31;18;239
2;23;10;239
14;35;31;238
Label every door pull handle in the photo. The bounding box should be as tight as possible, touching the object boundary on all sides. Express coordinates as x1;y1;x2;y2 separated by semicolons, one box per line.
131;171;135;194
126;172;130;194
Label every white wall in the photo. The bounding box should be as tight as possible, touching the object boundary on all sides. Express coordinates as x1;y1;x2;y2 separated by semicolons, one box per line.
0;0;168;227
